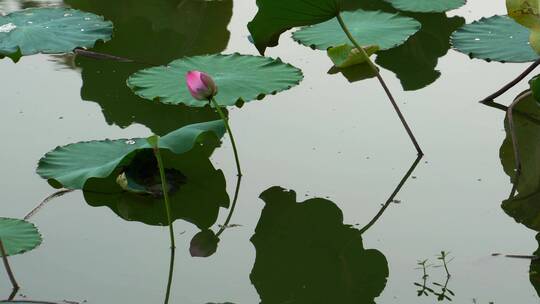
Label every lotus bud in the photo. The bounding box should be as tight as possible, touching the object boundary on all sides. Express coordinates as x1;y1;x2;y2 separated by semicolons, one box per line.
185;70;218;100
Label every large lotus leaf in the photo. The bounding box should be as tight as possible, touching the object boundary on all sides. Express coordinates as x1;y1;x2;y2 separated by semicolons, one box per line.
292;10;420;51
250;186;388;303
384;0;465;13
127;53;303;107
82;148;229;228
247;0;345;54
0;7;112;60
64;0;232;135
376;13;465;90
451;15;539;63
500;92;540;231
0;218;42;256
37;120;225;190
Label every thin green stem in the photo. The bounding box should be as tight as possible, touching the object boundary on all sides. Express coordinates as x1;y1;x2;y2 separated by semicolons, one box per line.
0;239;19;291
336;13;423;156
210;97;242;177
163;247;175;304
216;175;242;237
152;145;176;250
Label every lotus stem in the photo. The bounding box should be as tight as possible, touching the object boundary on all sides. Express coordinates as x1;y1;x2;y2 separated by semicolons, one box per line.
506;91;531;186
216;175;242;237
163;247;175;304
210;97;243;177
0;239;19;291
151;144;176;250
480;57;540;104
336;13;423;156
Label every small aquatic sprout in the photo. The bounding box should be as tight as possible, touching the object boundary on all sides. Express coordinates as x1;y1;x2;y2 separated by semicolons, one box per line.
416;259;432;278
435;251;454;277
185;70;218;101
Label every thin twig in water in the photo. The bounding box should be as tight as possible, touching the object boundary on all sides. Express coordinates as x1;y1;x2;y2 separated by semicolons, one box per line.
480;57;540;104
24;189;74;220
359;155;423;234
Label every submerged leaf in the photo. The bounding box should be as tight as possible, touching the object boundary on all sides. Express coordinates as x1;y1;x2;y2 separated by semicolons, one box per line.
327;44;379;68
190;229;219;257
250;186;388;303
292;10;420;51
83;148;229;228
451;15;539;62
500;92;540;230
376;13;465;91
37;120;225;190
0;8;112;60
127;53;303;107
0;218;42;256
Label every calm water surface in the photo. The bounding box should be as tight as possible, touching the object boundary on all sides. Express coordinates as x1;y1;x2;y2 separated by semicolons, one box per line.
0;0;538;303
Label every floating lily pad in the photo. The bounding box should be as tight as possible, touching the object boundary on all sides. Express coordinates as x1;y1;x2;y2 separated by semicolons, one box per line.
37;120;225;190
0;7;113;61
127;53;303;107
0;218;42;256
451;15;539;63
292;10;420;51
247;0;343;54
65;0;232;135
384;0;465;13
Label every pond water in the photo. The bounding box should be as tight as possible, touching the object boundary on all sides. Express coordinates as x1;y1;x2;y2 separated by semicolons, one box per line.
0;0;539;303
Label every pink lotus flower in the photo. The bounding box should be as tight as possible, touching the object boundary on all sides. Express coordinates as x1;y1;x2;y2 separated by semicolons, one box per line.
185;70;218;101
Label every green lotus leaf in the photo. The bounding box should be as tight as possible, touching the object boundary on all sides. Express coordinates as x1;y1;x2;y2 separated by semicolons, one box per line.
292;10;420;51
65;0;232;135
251;186;388;303
327;44;379;68
247;0;346;54
451;15;539;63
0;7;113;61
82;147;229;228
384;0;466;13
127;53;303;107
37;120;225;190
0;218;42;256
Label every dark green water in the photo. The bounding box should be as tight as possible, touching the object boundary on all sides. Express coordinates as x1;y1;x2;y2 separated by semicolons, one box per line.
0;0;538;303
